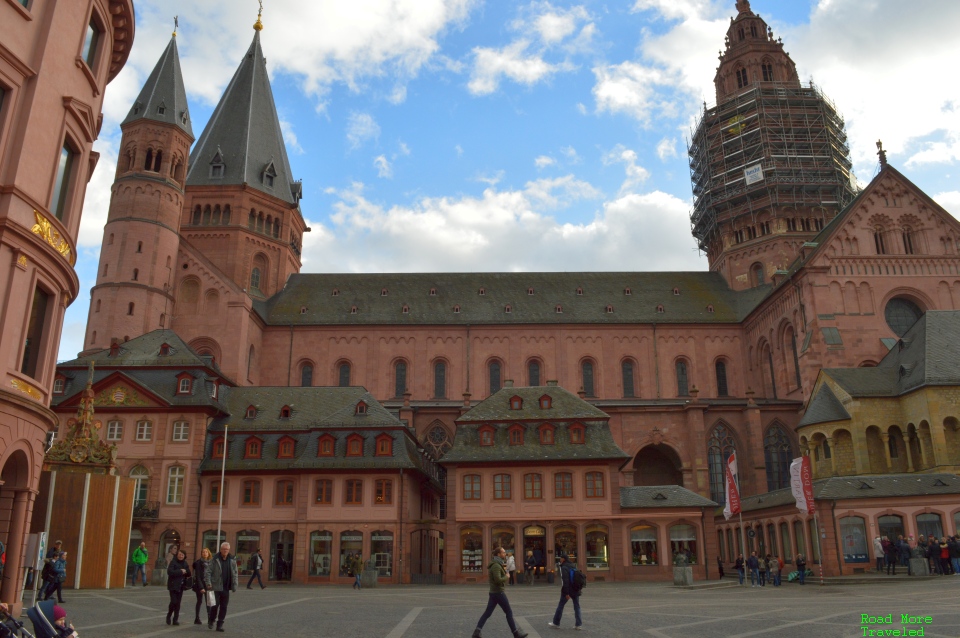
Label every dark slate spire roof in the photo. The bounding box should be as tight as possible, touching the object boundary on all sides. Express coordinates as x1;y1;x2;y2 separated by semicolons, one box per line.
186;31;299;205
122;37;193;137
797;383;851;428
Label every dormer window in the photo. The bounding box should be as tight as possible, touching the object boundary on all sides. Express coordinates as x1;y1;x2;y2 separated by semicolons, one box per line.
453;305;461;313
350;306;358;314
508;424;524;446
381;288;388;296
180;110;189;125
527;287;535;295
569;423;585;445
509;396;523;410
346;434;364;456
332;288;340;296
53;377;64;394
212;437;225;459
132;101;142;115
707;304;715;313
538;423;555;445
606;305;614;313
157;101;166;115
555;305;563;313
210;381;219;399
317;434;335;457
479;426;495;446
375;433;393;456
505;305;512;313
262;160;277;188
656;305;664;313
280;405;292;418
178;378;192;394
576;287;583;296
402;305;409;314
245;405;257;419
278;436;295;459
624;287;632;295
539;395;552;409
479;287;485;295
210;148;225;179
673;288;680;296
429;288;437;296
300;306;307;314
244;437;262;459
355;401;368;415
159;343;171;356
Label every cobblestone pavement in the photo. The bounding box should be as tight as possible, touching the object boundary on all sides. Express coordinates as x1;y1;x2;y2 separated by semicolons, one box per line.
13;578;960;638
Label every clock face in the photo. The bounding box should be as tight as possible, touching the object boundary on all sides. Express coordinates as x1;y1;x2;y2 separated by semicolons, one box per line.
727;115;745;134
428;426;448;445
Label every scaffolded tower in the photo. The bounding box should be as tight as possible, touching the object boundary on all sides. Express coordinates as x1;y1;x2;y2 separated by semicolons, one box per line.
689;1;856;290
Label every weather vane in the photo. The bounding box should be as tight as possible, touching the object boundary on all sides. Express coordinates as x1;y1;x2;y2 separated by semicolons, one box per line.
173;15;178;37
254;0;264;31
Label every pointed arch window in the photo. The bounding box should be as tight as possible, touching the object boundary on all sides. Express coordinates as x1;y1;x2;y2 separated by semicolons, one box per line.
581;360;595;397
902;227;916;254
489;361;501;395
874;228;887;254
764;425;793;491
338;362;351;387
676;360;689;396
707;423;737;505
528;360;541;386
762;63;774;82
622;360;636;398
144;148;154;171
736;67;749;88
394;361;407;397
716;361;728;397
434;361;446;398
301;363;313;387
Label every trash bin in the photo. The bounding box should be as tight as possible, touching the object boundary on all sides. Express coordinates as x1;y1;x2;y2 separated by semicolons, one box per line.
546;571;555;584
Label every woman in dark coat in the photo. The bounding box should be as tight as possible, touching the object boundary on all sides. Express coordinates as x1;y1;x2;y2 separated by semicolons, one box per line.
166;549;191;625
192;547;213;625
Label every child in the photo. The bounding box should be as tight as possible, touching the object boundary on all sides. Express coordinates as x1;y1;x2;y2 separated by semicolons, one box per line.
52;605;79;638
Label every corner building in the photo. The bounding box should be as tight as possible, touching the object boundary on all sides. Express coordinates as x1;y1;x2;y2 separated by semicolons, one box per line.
56;1;960;584
0;0;133;608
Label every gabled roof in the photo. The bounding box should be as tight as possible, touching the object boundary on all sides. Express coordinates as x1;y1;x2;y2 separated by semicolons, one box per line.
52;369;223;411
440;420;630;464
186;30;299;205
797;383;851;427
457;383;608;423
620;485;717;509
121;37;193;138
257;271;770;326
57;330;215;370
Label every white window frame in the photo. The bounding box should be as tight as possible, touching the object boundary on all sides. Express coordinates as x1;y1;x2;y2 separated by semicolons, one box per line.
106;420;123;441
172;420;190;442
136;420;152;441
53;378;64;394
166;466;185;505
178;378;191;394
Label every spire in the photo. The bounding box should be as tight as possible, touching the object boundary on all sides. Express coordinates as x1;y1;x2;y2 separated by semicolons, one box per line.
254;0;264;31
122;36;193;137
736;0;752;14
186;30;300;206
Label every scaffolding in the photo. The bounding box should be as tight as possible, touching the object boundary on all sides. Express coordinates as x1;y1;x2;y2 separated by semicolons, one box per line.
688;81;857;254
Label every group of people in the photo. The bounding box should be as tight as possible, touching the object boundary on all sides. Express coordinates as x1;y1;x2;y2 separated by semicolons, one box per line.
40;540;68;603
158;542;238;632
733;552;809;586
471;547;585;638
874;533;960;576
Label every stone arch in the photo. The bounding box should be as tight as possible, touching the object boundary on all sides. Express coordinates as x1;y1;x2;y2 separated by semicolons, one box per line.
0;449;32;491
189;337;222;365
887;425;908;473
203;289;220;315
865;426;885;473
298;359;315;387
833;429;855;476
632;444;683;487
943;417;960;465
177;277;201;315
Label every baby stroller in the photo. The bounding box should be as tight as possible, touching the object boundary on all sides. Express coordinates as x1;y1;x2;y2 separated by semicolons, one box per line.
0;605;37;638
25;601;57;638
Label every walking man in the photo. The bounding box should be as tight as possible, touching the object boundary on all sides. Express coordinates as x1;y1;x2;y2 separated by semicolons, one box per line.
524;550;535;585
131;541;149;587
208;542;238;632
548;552;582;630
873;536;883;572
246;549;265;590
746;551;759;587
472;547;528;638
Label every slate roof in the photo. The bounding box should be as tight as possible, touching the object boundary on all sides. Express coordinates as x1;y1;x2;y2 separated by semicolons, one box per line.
51;369;224;410
796;384;851;427
58;330;216;370
186;31;299;206
737;473;960;513
620;485;717;509
121;37;193;137
457;384;608;423
257;272;771;325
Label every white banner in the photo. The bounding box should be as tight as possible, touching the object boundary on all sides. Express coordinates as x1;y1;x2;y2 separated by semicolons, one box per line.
723;452;741;520
744;163;764;185
790;456;815;514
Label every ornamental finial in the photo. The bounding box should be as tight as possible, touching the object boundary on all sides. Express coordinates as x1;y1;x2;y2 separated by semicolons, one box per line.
173;15;178;37
253;0;264;31
876;140;887;168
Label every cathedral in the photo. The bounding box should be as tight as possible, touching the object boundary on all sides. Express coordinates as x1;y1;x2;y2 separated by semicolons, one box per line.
47;0;960;584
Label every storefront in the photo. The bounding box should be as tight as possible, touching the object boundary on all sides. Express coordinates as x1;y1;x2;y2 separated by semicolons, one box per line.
310;530;333;577
371;531;394;577
271;530;295;580
339;531;363;577
235;530;260;576
460;527;483;574
523;525;547;575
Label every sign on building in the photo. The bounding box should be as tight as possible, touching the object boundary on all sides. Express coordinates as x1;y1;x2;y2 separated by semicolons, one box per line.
744;163;764;186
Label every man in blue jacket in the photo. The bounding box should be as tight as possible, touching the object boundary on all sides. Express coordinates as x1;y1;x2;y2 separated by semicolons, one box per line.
547;553;582;630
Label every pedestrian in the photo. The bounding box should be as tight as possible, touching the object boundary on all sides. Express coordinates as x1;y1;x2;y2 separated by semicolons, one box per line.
926;535;938;574
43;551;67;603
524;550;535;585
548;552;582;630
246;548;265;589
938;537;950;575
882;536;896;575
131;541;149;587
873;536;883;572
773;555;784;586
764;554;773;586
757;554;767;586
898;536;912;575
41;540;62;595
471;547;528;638
166;549;190;626
351;553;363;590
949;535;960;576
51;605;78;638
506;552;516;585
208;541;238;632
734;554;744;585
192;547;212;625
746;552;759;587
795;554;806;585
716;555;724;579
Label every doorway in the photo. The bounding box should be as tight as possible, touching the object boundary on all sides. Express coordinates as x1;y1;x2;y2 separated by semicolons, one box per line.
270;530;294;581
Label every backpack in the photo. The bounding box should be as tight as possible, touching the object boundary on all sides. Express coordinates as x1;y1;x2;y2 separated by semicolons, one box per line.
247;554;257;570
572;567;587;592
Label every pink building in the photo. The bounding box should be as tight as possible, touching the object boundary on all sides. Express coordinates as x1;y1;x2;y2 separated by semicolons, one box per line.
0;0;133;609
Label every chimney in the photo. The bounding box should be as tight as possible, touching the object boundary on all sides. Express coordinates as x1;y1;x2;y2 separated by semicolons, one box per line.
108;342;121;357
504;379;514;388
546;380;558;387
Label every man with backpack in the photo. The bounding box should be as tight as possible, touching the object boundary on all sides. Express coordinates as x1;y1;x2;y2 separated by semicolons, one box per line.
548;552;583;630
246;549;265;589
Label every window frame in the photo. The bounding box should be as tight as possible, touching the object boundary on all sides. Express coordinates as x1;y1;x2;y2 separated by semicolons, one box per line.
135;420;152;441
554;472;573;499
212;436;225;459
538;423;555;445
569;423;585;445
344;478;363;505
463;474;481;501
106;419;123;441
209;480;226;506
244;437;262;460
479;425;495;446
171;420;190;442
277;436;296;459
166;465;185;505
275;480;295;506
508;424;524;446
346;434;364;457
315;479;332;505
375;433;393;456
523;473;543;500
50;142;78;222
318;434;336;457
493;473;512;500
375;479;393;504
242;479;261;506
585;471;605;498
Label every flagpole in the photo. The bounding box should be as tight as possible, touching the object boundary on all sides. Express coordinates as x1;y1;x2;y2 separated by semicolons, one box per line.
216;424;228;550
813;510;824;586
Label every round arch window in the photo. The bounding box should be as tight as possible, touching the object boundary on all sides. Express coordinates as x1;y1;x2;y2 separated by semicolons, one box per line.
884;297;922;336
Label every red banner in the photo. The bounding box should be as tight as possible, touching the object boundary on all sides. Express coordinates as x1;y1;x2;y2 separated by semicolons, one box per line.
723;452;741;519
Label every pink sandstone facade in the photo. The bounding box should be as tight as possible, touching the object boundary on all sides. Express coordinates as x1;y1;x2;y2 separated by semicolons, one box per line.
44;1;960;585
0;0;134;609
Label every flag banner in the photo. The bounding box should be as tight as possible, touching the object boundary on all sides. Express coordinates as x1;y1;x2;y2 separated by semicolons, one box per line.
790;456;815;514
723;452;741;520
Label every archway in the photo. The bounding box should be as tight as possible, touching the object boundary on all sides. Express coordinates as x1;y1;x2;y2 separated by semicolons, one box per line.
0;450;31;600
633;444;683;487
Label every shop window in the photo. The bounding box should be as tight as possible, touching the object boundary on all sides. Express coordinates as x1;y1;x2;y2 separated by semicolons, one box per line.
275;480;295;506
839;516;868;563
461;527;483;573
339;531;363;576
555;525;577;564
630;525;658;565
493;473;512;499
371;531;394;576
463;474;481;500
808;519;821;563
524;473;542;499
492;526;515;560
375;479;393;504
670;524;697;564
345;479;363;505
585;524;609;570
310;531;333;576
315;479;332;504
554;472;573;498
779;522;791;560
793;520;806;558
585;471;604;498
242;480;261;506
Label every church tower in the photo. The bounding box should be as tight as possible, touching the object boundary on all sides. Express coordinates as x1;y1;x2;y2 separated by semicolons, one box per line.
84;35;194;351
689;0;856;290
180;17;307;301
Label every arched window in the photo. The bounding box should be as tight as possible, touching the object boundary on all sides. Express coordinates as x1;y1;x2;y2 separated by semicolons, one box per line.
838;516;868;563
761;62;774;81
885;297;923;337
300;364;313;387
528;360;540;386
166;465;185;504
250;267;261;291
902;227;916;254
676;360;689;396
338;362;351;387
153;150;163;173
211;205;221;225
203;206;211;225
751;262;764;286
581;361;595;397
736;67;748;88
394;361;407;397
127;302;135;315
222;205;231;225
132;268;138;281
247;345;255;380
715;360;728;396
248;211;256;229
707;423;736;505
763;425;793;491
434;361;446;398
131;465;149;507
788;328;802;389
874;228;887;254
489;361;501;395
144;148;154;171
622;360;636;398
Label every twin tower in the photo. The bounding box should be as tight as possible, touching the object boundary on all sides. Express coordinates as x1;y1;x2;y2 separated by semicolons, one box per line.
84;24;308;353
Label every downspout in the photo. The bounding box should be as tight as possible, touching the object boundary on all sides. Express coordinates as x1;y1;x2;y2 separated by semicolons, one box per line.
699;507;708;580
398;467;404;585
287;324;294;386
652;323;661;399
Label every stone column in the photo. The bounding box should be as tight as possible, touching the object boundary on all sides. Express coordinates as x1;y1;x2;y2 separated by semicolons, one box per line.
904;435;915;472
0;489;34;607
826;437;837;476
880;433;893;472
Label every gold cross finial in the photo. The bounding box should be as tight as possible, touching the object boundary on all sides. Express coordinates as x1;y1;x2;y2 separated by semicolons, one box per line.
173;15;178;37
254;0;264;31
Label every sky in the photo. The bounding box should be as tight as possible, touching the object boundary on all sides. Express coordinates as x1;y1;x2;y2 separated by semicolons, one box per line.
59;0;960;360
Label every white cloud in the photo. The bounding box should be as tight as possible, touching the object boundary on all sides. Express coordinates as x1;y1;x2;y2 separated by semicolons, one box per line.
468;41;561;95
561;146;580;163
535;155;556;168
592;62;674;124
475;170;505;186
934;191;960;218
455;144;464;157
300;180;703;273
346;112;381;148
527;3;591;45
279;119;304;155
603;145;651;195
576;102;587;115
398;141;411;156
374;155;393;178
656;137;678;161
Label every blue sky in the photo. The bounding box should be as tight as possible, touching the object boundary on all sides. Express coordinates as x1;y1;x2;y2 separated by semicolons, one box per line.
61;0;960;359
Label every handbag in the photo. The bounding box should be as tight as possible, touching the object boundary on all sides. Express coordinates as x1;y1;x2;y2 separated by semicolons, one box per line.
206;590;216;607
182;575;194;590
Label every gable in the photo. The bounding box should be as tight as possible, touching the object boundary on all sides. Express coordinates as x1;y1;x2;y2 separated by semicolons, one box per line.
59;372;169;409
